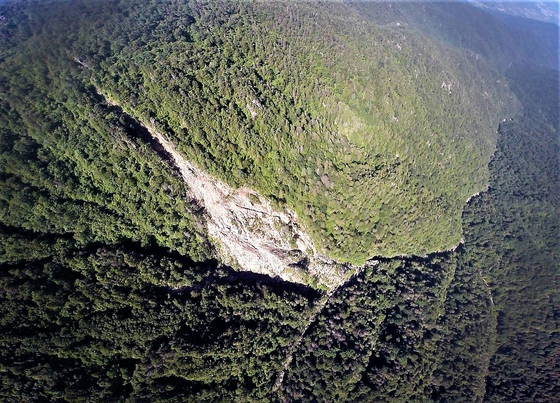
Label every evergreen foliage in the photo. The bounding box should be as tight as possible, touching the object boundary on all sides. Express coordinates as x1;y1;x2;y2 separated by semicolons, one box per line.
464;64;559;402
0;1;557;401
0;0;524;262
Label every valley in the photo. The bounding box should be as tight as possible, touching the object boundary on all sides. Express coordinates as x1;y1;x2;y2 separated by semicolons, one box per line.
0;1;557;401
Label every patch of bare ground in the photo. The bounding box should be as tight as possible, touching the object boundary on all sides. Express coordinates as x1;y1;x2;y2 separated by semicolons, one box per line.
148;124;352;288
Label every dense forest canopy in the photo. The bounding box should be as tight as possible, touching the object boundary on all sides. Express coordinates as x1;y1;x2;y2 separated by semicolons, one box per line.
0;0;524;262
0;0;558;402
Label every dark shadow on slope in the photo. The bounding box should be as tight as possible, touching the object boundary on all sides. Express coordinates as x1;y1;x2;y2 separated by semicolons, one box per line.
88;86;182;177
75;237;323;302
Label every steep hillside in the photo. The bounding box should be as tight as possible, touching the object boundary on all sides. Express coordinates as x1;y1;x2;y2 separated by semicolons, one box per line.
353;1;558;71
0;1;558;401
468;0;559;24
0;0;520;266
466;64;559;402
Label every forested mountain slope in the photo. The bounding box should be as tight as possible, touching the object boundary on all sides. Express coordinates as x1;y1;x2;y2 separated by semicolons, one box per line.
354;1;558;72
0;0;558;401
468;0;559;25
468;64;559;402
0;0;524;264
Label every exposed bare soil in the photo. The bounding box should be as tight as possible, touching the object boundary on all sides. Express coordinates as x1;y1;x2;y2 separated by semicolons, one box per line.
99;91;347;288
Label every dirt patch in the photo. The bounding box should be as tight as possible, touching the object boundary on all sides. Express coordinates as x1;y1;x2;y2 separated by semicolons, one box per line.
145;122;349;287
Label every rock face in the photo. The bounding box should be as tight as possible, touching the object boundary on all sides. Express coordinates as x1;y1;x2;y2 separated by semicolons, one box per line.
147;122;349;288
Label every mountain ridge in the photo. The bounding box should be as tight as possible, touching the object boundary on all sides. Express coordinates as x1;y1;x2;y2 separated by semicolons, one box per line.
0;1;558;401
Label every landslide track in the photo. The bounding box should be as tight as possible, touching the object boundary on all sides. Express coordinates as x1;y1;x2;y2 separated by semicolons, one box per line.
100;91;353;289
